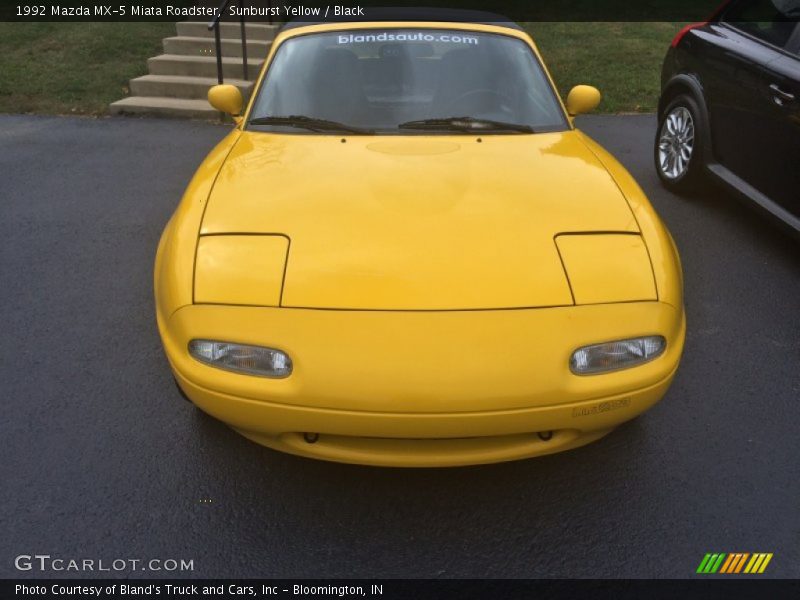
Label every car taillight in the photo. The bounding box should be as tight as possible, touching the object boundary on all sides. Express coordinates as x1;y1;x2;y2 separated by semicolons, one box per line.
671;0;733;48
670;22;706;48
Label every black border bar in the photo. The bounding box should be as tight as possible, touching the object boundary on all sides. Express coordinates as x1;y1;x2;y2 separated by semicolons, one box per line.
4;579;800;600
0;0;765;23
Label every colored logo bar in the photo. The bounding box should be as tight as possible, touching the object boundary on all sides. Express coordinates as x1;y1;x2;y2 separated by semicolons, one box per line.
696;553;773;574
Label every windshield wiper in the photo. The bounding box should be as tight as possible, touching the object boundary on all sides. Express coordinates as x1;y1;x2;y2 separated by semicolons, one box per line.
248;115;374;134
398;117;534;134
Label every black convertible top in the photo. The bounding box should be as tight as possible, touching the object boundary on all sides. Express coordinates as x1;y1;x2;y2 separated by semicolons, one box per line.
279;8;522;32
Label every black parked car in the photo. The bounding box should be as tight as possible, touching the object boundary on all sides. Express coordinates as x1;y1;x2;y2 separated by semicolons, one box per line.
655;0;800;233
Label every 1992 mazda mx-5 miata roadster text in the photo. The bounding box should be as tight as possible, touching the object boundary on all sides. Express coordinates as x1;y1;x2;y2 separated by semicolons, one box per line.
155;15;685;467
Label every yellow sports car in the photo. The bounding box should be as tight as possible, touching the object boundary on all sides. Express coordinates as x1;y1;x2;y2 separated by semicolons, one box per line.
155;15;685;467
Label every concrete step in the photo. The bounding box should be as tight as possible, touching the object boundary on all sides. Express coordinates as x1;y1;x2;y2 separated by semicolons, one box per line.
109;96;221;119
148;54;263;81
129;74;253;100
176;21;279;41
163;35;272;59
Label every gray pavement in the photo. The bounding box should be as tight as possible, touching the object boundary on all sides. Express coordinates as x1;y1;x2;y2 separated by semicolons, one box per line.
1;114;798;578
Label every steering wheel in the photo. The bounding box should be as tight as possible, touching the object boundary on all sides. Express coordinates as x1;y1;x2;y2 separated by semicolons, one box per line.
444;89;514;116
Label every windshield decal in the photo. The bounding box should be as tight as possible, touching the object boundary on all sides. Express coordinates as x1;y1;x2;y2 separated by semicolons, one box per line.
337;32;479;45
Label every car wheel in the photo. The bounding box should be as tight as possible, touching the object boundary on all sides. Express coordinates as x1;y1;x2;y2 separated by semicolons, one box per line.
655;95;707;194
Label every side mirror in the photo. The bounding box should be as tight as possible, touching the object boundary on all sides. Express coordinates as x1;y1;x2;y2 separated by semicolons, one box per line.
565;85;601;116
208;84;244;116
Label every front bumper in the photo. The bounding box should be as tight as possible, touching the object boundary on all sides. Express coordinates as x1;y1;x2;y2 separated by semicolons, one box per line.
160;301;685;466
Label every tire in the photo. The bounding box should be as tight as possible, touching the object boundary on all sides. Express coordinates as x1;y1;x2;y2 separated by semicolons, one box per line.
654;94;708;195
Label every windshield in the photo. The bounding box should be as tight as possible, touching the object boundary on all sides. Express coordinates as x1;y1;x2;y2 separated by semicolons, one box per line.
248;28;569;134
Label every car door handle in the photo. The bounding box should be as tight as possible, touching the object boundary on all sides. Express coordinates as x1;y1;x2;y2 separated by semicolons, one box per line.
769;84;795;106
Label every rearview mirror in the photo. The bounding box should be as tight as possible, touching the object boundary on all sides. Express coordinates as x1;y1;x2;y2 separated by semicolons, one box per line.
208;84;243;116
566;85;601;116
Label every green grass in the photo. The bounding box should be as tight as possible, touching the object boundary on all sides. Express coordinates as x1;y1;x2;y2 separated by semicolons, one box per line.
0;23;173;115
0;22;682;116
526;22;683;112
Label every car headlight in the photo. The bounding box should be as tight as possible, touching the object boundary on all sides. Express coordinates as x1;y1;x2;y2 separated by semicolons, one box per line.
570;336;666;375
188;340;292;378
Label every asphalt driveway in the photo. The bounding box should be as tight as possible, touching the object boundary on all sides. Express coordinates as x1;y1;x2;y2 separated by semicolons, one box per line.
1;114;798;579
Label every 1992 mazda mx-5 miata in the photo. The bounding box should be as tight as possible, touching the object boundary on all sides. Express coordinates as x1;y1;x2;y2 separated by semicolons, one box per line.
155;15;685;467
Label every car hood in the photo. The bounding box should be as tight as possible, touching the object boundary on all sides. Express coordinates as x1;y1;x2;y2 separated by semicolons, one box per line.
199;130;641;310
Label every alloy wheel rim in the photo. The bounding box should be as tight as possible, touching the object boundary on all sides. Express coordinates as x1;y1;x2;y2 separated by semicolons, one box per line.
658;106;695;180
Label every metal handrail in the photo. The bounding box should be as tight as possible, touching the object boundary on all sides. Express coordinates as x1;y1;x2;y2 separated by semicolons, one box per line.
207;0;274;84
